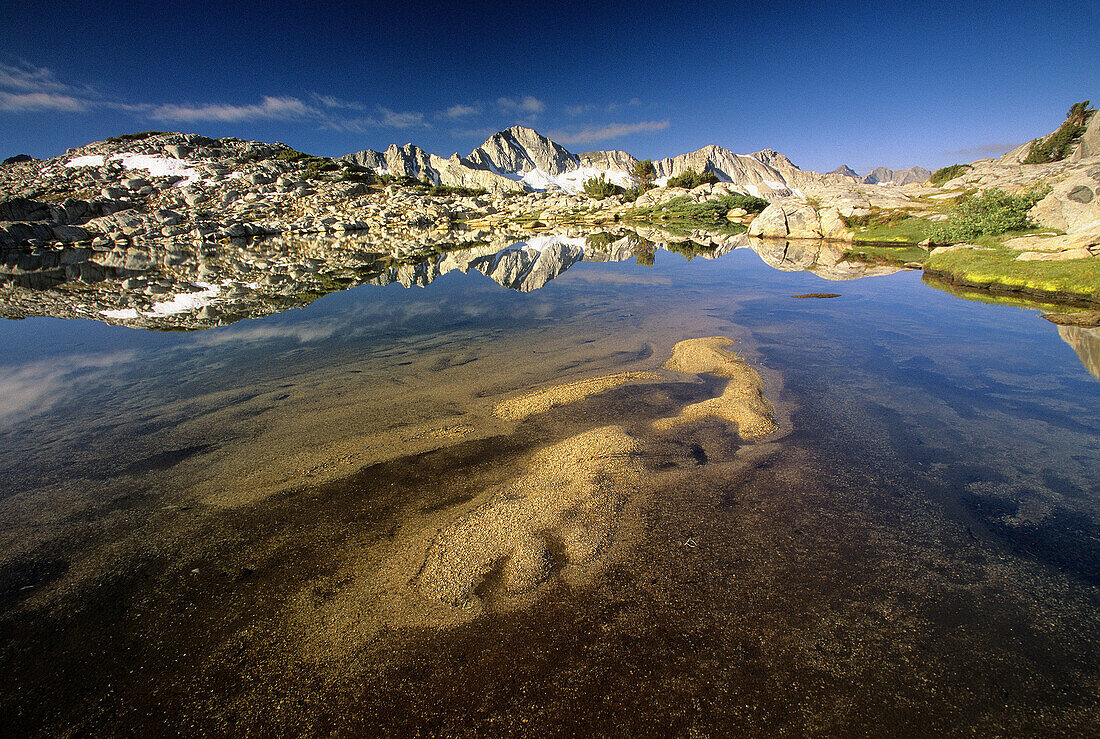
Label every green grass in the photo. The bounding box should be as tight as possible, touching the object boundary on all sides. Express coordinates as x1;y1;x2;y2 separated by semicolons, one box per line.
842;244;930;266
926;246;1100;300
850;216;935;244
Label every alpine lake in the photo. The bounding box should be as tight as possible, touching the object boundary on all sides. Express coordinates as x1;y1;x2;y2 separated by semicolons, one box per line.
1;230;1097;736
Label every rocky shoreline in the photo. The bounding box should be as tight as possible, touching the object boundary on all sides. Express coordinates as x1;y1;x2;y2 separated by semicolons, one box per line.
2;119;1098;323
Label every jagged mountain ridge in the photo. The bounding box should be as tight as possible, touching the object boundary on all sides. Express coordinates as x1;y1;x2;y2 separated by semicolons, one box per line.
341;126;857;198
343;126;931;198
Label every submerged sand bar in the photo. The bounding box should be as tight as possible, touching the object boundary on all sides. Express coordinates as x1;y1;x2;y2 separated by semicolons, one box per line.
492;371;665;421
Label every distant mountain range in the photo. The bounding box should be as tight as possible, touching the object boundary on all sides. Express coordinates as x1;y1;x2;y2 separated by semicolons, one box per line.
342;125;929;196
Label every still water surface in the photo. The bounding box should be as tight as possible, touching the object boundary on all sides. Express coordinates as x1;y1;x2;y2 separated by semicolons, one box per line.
1;239;1097;734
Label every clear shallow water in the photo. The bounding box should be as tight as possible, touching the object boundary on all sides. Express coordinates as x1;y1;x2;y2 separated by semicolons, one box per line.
0;243;1097;734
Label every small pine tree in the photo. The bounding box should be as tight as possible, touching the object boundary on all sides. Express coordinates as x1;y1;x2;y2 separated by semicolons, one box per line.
631;159;656;189
1067;100;1094;126
1023;101;1095;164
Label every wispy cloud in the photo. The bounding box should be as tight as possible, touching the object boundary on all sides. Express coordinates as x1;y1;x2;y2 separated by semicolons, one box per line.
377;107;427;128
0;60;430;131
606;98;643;112
310;93;367;111
564;104;596;117
150;95;316;122
0;91;88;112
547;120;669;145
193;319;343;346
497;95;545;115
0;60;76;94
441;103;481;119
944;141;1023;157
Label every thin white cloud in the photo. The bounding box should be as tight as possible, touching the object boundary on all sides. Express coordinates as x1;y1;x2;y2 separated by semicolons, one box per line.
497;95;545;115
0;60;430;134
547;120;670;145
606;98;643;112
441;103;480;119
310;93;367;111
378;107;427;128
0;60;73;94
564;104;595;117
321;106;431;132
0;91;88;112
150;95;316;122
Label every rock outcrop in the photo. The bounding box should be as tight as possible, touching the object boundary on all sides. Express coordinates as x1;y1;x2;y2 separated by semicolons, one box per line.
1057;324;1100;379
746;237;902;280
651;145;806;198
577;149;638;172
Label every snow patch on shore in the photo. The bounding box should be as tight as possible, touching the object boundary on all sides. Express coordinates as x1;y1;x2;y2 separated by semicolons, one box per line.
516;166;634;194
65;152;201;184
100;308;140;319
66;155;106;167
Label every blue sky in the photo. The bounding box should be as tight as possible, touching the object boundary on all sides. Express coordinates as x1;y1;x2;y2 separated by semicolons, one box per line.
1;0;1096;173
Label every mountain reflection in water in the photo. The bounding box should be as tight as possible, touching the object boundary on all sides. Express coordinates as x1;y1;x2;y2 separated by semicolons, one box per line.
0;228;904;330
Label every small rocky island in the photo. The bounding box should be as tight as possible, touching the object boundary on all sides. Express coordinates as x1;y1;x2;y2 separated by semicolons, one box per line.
2;103;1098;328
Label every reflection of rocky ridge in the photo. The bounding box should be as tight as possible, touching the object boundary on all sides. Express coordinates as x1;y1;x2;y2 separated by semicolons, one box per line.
0;228;744;330
1;223;909;330
746;237;902;280
1057;324;1100;379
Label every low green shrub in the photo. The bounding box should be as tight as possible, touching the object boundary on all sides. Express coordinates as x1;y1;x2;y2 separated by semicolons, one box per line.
583;174;626;199
665;168;720;189
722;194;769;214
930;164;972;185
929;187;1048;243
106;131;167;143
427;185;488;197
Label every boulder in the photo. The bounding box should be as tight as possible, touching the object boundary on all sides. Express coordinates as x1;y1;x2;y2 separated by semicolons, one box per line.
1029;172;1100;232
746;201;853;240
0;198;51;222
